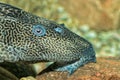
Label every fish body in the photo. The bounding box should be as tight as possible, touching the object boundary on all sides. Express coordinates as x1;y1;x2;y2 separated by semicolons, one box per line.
0;2;96;79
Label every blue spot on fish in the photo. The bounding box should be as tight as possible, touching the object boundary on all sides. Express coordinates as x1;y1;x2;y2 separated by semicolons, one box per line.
54;27;63;33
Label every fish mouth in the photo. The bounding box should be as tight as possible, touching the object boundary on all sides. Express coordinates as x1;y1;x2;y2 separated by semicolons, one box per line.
78;45;96;64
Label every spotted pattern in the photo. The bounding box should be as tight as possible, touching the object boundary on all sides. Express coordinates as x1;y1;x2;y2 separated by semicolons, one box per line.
0;2;96;75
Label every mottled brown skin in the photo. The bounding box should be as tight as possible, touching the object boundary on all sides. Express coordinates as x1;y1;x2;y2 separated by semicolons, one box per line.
0;2;96;79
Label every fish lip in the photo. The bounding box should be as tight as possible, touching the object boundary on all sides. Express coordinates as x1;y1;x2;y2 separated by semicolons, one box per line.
79;46;96;63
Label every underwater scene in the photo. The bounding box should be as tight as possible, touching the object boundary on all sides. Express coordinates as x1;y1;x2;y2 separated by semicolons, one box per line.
0;0;120;80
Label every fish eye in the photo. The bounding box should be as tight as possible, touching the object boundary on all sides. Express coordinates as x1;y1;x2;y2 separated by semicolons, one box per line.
32;24;46;36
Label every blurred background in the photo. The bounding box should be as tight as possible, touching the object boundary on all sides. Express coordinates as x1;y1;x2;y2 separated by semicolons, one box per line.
1;0;120;57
